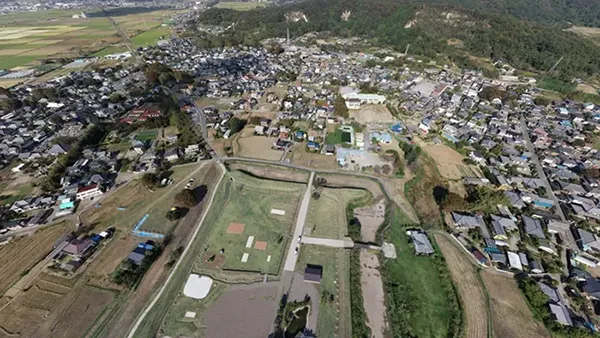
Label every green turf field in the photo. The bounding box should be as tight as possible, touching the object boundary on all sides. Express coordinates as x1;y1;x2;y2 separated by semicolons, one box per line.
197;170;305;274
135;129;158;141
214;1;271;11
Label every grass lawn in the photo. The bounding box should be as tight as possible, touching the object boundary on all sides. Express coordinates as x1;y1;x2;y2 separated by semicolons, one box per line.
382;208;459;338
0;181;35;205
197;170;305;274
214;1;271;10
136;129;158;141
325;126;344;145
295;244;350;338
131;26;170;48
0;55;39;69
306;188;368;239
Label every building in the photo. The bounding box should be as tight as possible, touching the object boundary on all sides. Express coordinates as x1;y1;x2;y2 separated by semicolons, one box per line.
128;242;155;266
62;238;94;258
345;98;361;109
341;92;386;105
408;230;434;255
76;184;103;200
304;264;323;283
120;103;162;124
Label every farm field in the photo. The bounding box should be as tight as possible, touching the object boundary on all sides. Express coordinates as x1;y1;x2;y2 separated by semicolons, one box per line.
0;221;71;295
214;1;271;10
196;170;304;274
360;250;387;337
295;244;351;338
290;144;338;170
130;25;170;48
349;105;394;124
305;187;369;239
0;8;180;70
422;143;482;179
435;233;489;338
481;271;550;338
382;213;460;338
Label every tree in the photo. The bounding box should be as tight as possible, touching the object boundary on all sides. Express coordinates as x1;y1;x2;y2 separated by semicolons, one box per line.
166;207;184;220
334;95;349;118
174;189;198;208
228;117;247;134
141;173;158;189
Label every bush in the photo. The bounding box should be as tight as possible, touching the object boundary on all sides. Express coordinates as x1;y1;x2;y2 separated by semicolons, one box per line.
174;189;198;208
141;173;158;189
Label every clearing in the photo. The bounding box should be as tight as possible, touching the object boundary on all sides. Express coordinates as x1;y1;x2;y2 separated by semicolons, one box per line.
435;233;488;338
354;199;386;243
295;244;351;338
214;1;271;10
481;271;550;338
360;250;387;337
349;105;394;124
196;170;305;275
306;187;370;240
290;144;338;170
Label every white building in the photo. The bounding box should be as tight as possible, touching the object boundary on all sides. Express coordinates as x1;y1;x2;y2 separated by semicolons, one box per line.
76;184;103;200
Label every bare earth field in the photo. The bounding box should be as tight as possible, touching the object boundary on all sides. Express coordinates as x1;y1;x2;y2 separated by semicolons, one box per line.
576;83;599;95
349;105;395;124
360;250;387;338
435;234;488;338
202;283;279;337
481;271;550;338
234;126;283;161
321;174;384;200
0;222;71;295
422;144;481;179
354;200;385;243
291;144;338;170
306;187;368;239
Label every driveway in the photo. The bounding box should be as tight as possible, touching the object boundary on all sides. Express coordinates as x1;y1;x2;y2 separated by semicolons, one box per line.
283;172;315;272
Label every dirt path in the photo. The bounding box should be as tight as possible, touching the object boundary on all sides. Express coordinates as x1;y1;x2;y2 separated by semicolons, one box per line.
359;250;387;338
108;162;224;337
435;234;488;338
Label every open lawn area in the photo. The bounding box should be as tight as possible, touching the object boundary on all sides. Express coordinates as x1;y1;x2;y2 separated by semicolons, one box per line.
295;244;351;338
305;188;369;239
382;209;461;338
196;170;305;275
214;1;271;10
135;129;159;141
131;26;170;48
325;126;351;145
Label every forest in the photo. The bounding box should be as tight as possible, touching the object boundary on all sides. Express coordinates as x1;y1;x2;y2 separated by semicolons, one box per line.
195;0;600;80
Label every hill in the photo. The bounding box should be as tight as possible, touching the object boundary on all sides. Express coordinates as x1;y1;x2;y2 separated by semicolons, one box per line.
196;0;600;79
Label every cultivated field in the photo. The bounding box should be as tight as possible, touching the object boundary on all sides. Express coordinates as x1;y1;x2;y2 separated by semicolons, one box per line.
349;105;395;124
197;170;304;274
233;125;283;161
360;250;387;337
422;144;482;179
481;271;550;338
0;8;180;69
435;233;489;338
214;1;271;10
0;221;71;295
291;144;338;170
295;244;351;338
305;187;369;239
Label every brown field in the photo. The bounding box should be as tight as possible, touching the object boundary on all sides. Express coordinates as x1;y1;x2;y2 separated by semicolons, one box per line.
349;105;395;124
577;83;599;95
254;241;267;250
422;144;481;179
228;162;309;183
0;78;24;88
435;234;488;338
567;26;600;45
481;271;550;338
291;144;338;170
321;174;384;200
202;283;279;337
360;250;387;337
227;222;245;234
233;126;283;161
0;222;71;295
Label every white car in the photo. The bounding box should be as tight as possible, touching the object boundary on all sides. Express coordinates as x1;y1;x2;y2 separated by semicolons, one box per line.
297;235;302;243
294;247;299;255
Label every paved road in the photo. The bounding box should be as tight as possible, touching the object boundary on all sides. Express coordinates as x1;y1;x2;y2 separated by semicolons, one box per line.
283;172;314;272
127;162;226;338
301;236;354;248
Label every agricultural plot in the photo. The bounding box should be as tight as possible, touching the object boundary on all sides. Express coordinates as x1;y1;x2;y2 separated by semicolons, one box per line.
349;105;395;124
383;215;460;338
0;221;71;295
422;144;481;180
481;271;550;338
130;26;170;48
295;244;351;338
197;170;304;274
435;234;489;338
290;144;338;170
214;1;271;10
233;126;283;161
305;188;369;239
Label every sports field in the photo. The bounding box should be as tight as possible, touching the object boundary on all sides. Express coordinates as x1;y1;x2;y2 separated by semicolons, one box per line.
197;170;305;275
136;129;158;141
0;8;180;70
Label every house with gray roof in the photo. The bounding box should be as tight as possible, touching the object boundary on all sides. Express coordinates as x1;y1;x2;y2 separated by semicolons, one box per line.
538;282;573;326
575;228;600;253
408;231;434;255
523;215;546;240
451;212;490;239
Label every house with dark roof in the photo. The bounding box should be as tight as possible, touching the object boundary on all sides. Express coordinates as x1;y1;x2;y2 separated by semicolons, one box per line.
304;264;323;283
575;228;600;253
538;282;573;326
62;238;94;258
128;242;155;266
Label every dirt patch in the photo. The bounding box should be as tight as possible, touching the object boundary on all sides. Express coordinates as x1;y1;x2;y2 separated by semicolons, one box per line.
422;144;481;180
290;145;338;170
481;271;550;338
202;252;226;269
234;126;283;161
354;200;385;243
288;271;319;332
360;250;387;337
435;234;488;338
349;105;394;124
227;222;245;234
576;83;599;95
255;241;267;250
448;180;467;197
321;174;383;200
202;282;279;337
228;162;309;184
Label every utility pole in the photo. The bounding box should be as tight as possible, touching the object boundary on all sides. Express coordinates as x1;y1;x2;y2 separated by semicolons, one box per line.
404;43;410;56
548;56;564;75
286;24;290;42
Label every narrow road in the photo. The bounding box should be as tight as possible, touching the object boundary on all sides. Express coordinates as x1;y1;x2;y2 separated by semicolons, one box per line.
283;172;314;272
301;236;354;248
